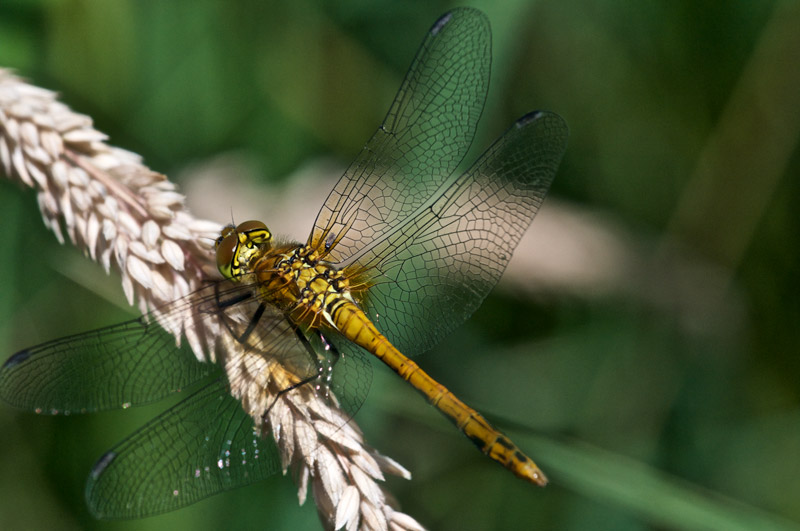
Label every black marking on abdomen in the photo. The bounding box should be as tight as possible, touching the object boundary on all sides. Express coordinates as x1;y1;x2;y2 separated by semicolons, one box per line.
467;433;487;450
495;437;515;451
326;298;347;318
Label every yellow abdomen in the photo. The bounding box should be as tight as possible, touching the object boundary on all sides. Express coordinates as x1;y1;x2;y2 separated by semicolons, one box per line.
328;297;547;485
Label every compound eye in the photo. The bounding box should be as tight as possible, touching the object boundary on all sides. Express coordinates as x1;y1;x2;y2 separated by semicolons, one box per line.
215;231;239;279
215;224;236;250
236;220;271;246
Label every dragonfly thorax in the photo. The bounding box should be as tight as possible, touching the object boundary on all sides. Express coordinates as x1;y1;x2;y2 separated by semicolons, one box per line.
252;244;355;329
216;219;355;329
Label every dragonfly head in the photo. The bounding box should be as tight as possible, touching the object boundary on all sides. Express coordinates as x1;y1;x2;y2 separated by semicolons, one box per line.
215;220;272;280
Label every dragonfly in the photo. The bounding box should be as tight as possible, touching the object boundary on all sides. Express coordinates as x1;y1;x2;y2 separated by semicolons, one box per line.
0;7;567;519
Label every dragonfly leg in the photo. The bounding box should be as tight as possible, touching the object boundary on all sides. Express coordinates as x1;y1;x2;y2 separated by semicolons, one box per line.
212;282;253;309
234;303;266;344
260;325;335;420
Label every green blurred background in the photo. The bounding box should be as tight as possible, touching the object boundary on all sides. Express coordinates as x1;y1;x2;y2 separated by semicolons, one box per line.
1;0;799;529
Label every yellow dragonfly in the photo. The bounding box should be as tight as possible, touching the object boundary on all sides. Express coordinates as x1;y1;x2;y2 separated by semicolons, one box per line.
0;7;567;518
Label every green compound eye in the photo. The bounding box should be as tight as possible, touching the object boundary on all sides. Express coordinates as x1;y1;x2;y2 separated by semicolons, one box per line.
215;229;239;280
215;220;272;280
215;224;236;250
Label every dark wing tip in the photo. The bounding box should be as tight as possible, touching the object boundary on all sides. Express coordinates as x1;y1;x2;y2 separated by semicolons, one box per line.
430;7;488;37
430;12;453;35
515;111;546;127
2;349;31;370
89;450;117;481
86;450;118;519
515;110;569;136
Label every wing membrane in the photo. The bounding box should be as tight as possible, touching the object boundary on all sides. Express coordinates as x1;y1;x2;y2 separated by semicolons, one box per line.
309;8;491;262
305;330;373;422
0;290;225;414
350;111;568;356
86;379;279;519
0;275;372;421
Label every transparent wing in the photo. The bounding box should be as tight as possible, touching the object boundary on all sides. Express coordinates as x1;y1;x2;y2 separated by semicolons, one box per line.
0;274;373;518
85;379;279;519
77;302;372;519
308;8;491;262
0;274;373;424
349;111;569;356
304;329;373;423
0;284;235;414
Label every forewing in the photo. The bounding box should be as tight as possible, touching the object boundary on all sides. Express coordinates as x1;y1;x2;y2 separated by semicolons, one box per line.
309;8;491;262
0;282;239;414
351;111;568;356
85;379;279;519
